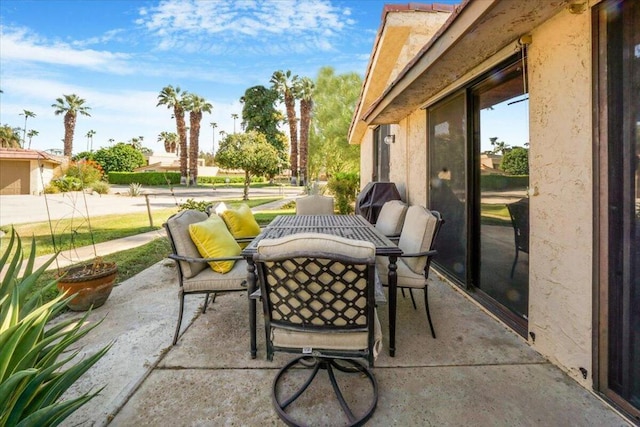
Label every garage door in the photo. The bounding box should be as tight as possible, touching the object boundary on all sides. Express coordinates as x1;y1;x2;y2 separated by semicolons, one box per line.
0;161;30;195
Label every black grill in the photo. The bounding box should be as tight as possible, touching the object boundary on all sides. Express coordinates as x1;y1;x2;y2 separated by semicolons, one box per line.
355;182;402;224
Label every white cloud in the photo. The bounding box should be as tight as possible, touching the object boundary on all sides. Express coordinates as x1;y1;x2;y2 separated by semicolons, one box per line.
136;0;355;55
0;26;133;75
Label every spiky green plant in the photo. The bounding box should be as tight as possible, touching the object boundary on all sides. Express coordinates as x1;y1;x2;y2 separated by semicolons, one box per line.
0;229;111;426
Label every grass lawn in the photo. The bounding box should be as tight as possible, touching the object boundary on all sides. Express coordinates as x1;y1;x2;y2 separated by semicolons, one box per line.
5;196;295;309
1;197;286;257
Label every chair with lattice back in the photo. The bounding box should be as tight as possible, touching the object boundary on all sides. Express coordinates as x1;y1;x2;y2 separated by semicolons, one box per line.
254;233;381;426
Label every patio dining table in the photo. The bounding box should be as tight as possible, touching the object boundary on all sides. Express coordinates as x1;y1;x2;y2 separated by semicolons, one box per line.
242;214;403;358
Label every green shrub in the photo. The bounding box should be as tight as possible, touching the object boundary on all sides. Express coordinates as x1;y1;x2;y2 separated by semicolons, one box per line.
0;229;110;426
108;172;180;185
128;182;143;197
43;184;61;194
93;143;145;173
91;181;110;195
480;174;529;191
66;159;104;186
197;175;265;185
500;147;529;175
50;176;83;192
178;198;211;212
327;172;359;214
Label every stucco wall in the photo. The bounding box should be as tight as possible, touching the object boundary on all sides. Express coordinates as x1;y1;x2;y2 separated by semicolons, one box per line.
527;9;593;385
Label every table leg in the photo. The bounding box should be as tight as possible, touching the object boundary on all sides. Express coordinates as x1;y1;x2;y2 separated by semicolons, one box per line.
247;259;257;359
388;255;398;357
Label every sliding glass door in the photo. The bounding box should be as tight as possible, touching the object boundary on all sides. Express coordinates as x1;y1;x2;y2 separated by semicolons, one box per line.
473;60;530;323
596;0;640;417
428;55;530;333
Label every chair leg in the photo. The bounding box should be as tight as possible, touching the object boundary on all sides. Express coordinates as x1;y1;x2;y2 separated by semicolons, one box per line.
173;292;185;345
510;249;519;278
409;288;417;310
272;356;377;427
401;288;407;298
202;292;209;313
424;287;436;339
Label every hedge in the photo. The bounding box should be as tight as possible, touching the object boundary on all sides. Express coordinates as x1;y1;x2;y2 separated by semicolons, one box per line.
108;172;181;185
107;172;266;186
480;174;529;191
197;176;265;184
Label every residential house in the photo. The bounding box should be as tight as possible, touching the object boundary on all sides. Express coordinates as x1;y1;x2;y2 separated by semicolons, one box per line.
349;0;639;420
0;148;64;195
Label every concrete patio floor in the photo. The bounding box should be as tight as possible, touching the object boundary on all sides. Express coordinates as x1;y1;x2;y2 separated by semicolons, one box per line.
56;259;631;426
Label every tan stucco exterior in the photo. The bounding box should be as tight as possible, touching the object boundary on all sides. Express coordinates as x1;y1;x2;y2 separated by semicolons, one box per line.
352;1;602;390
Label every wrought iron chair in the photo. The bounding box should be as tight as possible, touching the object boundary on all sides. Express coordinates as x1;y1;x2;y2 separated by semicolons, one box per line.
506;198;529;278
374;200;408;242
376;205;443;338
254;233;381;426
295;195;335;215
164;209;248;345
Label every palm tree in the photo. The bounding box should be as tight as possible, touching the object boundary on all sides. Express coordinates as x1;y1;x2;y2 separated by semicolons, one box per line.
19;110;36;148
231;113;239;134
85;129;96;151
158;131;178;153
52;94;91;157
296;77;314;185
184;94;213;184
0;125;21;148
271;70;299;183
157;85;188;184
26;129;39;149
210;122;218;153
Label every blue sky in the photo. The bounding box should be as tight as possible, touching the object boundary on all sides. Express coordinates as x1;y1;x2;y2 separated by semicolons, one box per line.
1;0;462;154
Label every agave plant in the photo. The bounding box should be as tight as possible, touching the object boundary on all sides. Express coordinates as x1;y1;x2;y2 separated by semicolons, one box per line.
0;229;110;426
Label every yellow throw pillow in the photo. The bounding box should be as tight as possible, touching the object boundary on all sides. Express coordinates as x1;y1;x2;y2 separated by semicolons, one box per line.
219;204;261;247
188;215;242;274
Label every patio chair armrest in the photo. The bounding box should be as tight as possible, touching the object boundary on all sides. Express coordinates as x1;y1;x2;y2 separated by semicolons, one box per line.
168;253;245;263
386;234;401;244
400;249;438;259
235;236;258;244
249;288;262;300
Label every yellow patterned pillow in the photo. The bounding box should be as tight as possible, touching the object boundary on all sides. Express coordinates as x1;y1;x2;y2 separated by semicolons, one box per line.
219;204;261;246
188;215;241;273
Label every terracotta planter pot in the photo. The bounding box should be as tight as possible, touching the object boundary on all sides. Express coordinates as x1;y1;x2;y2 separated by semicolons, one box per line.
57;262;118;311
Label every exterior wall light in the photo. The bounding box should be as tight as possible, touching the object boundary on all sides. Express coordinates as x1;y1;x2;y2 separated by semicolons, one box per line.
384;134;395;145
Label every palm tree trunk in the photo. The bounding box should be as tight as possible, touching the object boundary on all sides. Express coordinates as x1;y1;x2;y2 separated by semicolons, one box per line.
175;107;187;184
299;99;312;186
189;112;202;185
63;112;76;157
285;93;298;183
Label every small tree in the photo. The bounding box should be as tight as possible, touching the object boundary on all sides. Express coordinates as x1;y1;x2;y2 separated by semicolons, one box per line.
215;131;280;200
93;142;145;173
500;146;529;175
327;172;360;214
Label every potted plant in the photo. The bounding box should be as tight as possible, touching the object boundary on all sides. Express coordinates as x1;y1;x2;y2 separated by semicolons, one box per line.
56;257;117;311
42;157;118;311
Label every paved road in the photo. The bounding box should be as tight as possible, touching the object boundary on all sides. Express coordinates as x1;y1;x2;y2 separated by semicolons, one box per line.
0;185;303;227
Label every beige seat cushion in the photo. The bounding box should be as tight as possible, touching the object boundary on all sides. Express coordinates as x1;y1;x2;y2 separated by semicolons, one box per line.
398;205;438;274
375;200;407;236
271;310;383;359
257;232;375;260
165;210;209;279
295;195;334;215
375;257;426;289
182;260;248;292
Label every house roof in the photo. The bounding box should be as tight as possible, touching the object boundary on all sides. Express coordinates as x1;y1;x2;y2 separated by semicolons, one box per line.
349;3;455;144
350;0;568;142
0;148;64;164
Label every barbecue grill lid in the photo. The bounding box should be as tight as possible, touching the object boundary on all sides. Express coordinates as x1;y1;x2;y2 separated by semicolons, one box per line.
356;182;402;224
